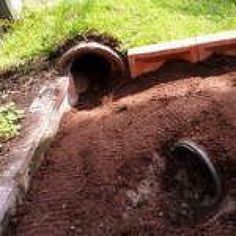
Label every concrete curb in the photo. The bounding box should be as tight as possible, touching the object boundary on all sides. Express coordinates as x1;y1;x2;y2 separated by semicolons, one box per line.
128;31;236;78
0;77;77;235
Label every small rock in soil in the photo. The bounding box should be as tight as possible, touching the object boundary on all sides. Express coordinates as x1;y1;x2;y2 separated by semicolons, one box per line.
113;104;128;113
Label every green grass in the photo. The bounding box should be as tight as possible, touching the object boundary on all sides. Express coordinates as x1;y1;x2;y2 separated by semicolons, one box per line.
0;103;23;142
0;0;236;139
0;0;236;71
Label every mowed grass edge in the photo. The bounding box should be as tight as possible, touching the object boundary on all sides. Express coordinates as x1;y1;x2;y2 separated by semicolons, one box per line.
0;0;236;71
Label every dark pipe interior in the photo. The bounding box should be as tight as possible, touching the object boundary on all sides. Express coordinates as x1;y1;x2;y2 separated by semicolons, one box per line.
163;140;223;225
70;53;112;94
171;144;222;205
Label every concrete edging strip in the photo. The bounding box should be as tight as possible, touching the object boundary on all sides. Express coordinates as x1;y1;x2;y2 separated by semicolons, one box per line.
0;76;77;235
128;31;236;78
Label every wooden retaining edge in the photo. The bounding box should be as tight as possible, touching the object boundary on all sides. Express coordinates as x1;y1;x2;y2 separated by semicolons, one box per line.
128;31;236;78
0;77;78;235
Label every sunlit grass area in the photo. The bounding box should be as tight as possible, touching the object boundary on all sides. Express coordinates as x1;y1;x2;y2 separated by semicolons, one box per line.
0;0;236;139
0;0;236;71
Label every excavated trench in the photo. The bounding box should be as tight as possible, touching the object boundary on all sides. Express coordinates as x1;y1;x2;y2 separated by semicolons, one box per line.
6;43;236;236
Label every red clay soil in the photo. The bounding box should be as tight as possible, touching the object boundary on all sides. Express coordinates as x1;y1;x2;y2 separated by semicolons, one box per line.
7;56;236;236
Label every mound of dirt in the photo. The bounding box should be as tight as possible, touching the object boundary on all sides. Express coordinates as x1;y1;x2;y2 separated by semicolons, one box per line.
7;56;236;236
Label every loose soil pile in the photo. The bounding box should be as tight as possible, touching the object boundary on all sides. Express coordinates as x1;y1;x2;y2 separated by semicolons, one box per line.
8;56;236;236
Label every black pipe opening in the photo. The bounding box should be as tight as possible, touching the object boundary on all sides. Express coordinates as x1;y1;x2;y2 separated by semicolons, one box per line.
70;53;112;94
58;42;125;108
162;139;223;225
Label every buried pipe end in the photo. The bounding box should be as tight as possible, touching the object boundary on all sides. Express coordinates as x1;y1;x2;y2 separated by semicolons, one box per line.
57;42;125;75
56;42;126;94
172;140;223;202
165;139;223;223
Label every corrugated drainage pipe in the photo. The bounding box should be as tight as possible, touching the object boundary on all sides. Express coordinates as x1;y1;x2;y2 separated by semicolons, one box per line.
57;42;125;96
171;139;223;212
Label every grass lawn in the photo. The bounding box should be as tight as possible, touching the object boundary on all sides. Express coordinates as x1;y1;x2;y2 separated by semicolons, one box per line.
0;0;236;139
0;0;236;71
